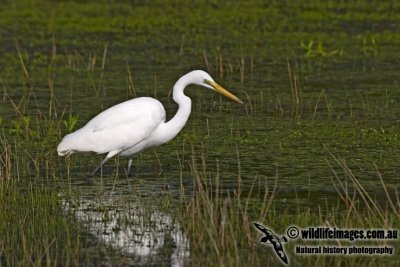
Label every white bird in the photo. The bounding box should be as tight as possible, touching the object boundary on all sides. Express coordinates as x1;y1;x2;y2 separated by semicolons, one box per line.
57;70;243;176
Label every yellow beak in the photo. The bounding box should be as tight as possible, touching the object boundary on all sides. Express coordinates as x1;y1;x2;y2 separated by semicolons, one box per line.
207;80;243;104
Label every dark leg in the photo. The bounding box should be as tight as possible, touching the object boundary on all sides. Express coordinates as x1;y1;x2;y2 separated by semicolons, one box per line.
90;156;111;176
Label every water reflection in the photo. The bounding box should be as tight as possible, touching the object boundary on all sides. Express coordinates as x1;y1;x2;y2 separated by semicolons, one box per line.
62;195;189;266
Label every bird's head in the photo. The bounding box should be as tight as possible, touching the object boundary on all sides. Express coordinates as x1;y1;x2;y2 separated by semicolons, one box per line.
188;70;243;104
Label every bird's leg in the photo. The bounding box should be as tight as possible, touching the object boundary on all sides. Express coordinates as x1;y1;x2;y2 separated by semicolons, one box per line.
126;158;133;176
90;156;111;176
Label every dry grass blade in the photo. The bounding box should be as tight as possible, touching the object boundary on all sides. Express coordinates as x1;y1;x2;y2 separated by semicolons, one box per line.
329;153;389;223
374;163;399;216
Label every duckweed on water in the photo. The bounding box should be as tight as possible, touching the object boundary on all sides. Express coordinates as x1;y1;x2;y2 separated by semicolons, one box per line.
0;0;400;266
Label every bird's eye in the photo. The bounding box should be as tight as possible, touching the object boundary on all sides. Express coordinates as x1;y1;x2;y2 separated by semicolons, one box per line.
203;79;212;85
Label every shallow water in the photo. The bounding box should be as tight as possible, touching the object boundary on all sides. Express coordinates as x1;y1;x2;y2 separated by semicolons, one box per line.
1;0;400;265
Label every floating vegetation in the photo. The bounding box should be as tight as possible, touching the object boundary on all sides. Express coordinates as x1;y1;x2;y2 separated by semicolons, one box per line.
0;0;399;266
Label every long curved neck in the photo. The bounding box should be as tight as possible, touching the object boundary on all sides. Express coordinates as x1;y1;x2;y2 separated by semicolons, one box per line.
159;77;192;143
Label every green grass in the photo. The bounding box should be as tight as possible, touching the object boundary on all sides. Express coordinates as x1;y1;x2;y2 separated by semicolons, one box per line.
173;146;400;266
1;54;399;265
0;181;81;266
0;0;400;266
1;143;398;266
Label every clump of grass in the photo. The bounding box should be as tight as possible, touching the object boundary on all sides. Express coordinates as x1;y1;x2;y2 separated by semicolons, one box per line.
0;182;82;266
287;58;302;119
176;147;400;266
0;131;13;181
301;40;341;58
329;154;400;225
178;146;274;266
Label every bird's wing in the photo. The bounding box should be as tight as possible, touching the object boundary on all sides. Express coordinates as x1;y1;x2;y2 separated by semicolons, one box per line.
76;97;166;154
276;249;288;264
271;240;288;264
254;223;268;233
254;223;275;237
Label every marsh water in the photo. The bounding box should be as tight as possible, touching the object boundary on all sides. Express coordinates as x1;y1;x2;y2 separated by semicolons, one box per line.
1;1;400;265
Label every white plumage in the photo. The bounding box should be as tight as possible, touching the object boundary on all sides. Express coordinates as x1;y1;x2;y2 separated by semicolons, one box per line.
58;98;165;156
57;70;242;176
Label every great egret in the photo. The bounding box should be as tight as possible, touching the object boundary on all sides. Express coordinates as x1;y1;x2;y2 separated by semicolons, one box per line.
57;70;243;176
